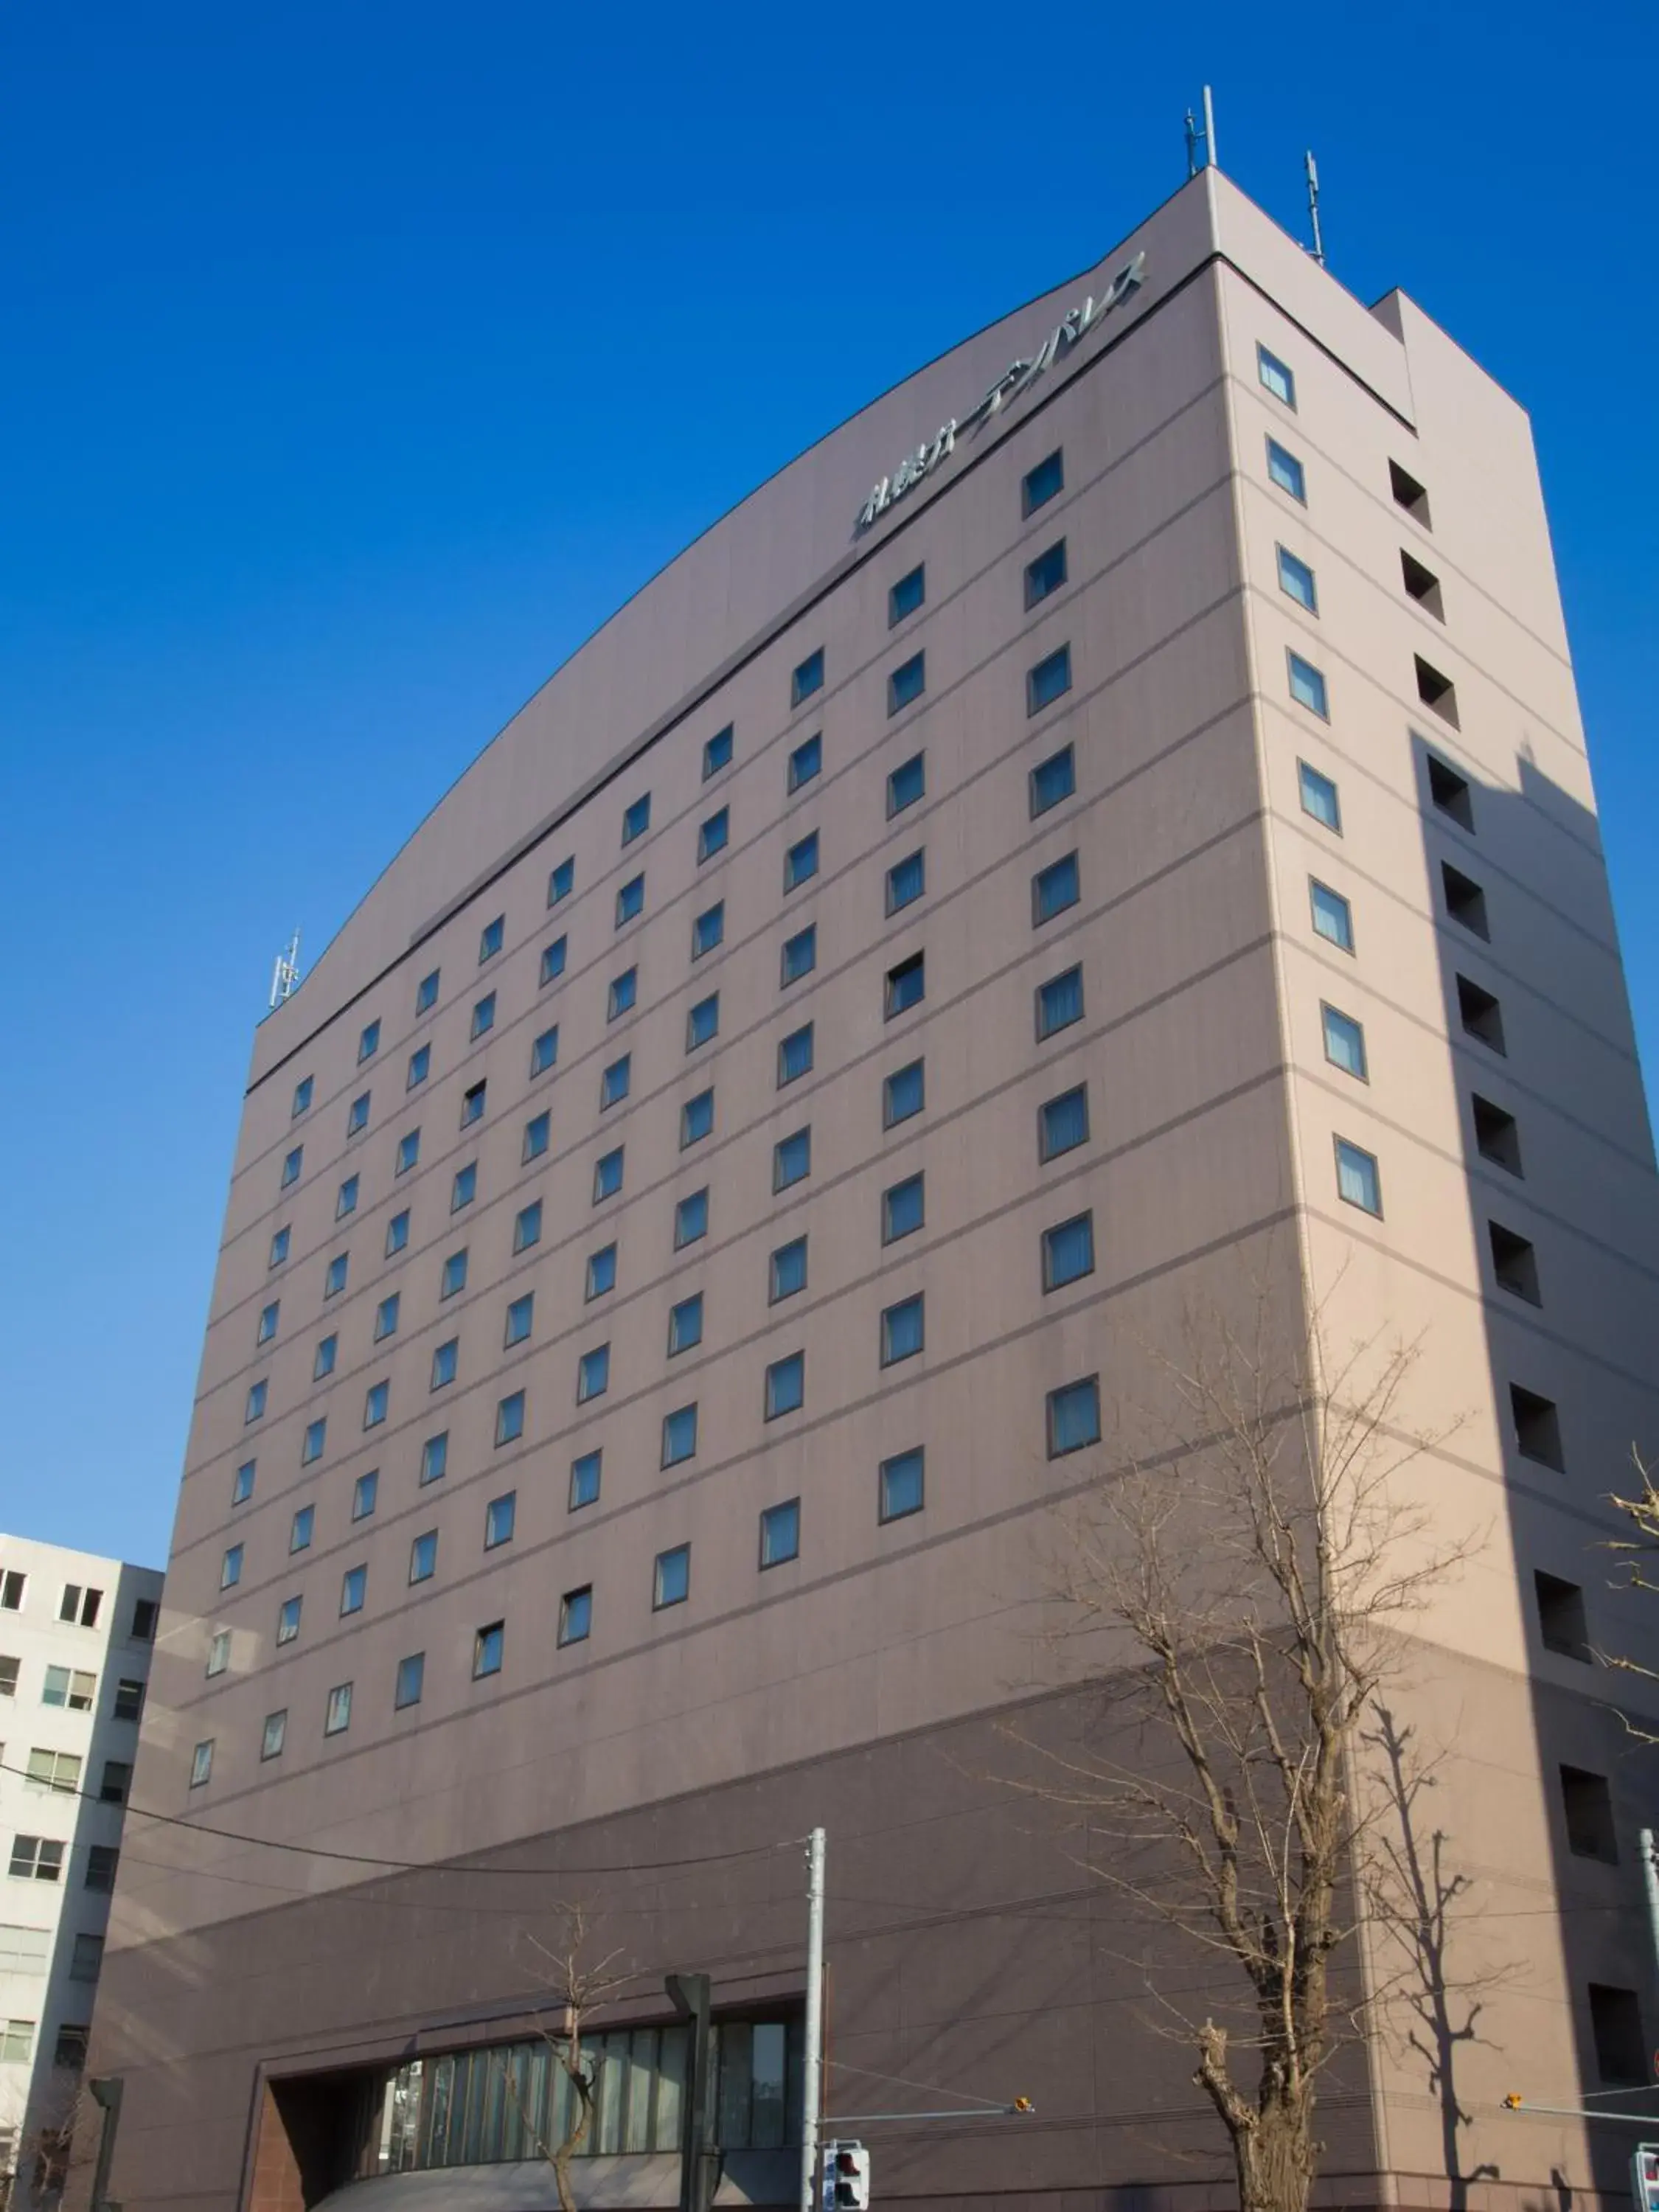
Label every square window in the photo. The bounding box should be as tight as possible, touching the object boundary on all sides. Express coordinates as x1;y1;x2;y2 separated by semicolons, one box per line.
888;651;926;714
558;1586;593;1645
608;967;638;1020
420;1431;448;1485
549;855;574;905
1489;1222;1542;1305
1391;459;1433;526
479;916;504;963
675;1189;709;1248
407;1044;431;1091
1258;345;1295;408
384;1213;408;1259
688;993;720;1051
505;1293;534;1346
232;1459;256;1506
621;794;651;847
1323;1004;1368;1079
1022;449;1063;515
759;1499;800;1568
471;992;496;1041
791;648;824;706
440;1248;468;1299
773;1127;811;1190
1029;744;1075;815
340;1565;366;1617
1037;961;1085;1046
880;1294;925;1366
669;1293;704;1355
889;564;925;625
692;902;725;959
291;1504;315;1553
1287;651;1329;719
577;1344;611;1402
394;1655;425;1711
206;1630;229;1678
1427;752;1473;828
352;1470;379;1521
244;1381;267;1424
781;925;817;987
765;1352;805;1419
1033;852;1079;925
0;1571;22;1612
530;1026;560;1080
586;1242;618;1298
616;872;646;930
396;1129;420;1176
189;1739;214;1787
886;951;925;1017
703;723;734;779
416;968;439;1015
1267;438;1306;501
276;1596;302;1644
409;1531;438;1582
1025;539;1068;608
364;1380;389;1428
451;1162;478;1211
514;1199;543;1252
485;1492;517;1548
601;1054;631;1110
347;1091;370;1136
1536;1570;1588;1659
785;830;820;892
523;1109;551;1163
1335;1138;1382;1216
1457;975;1506;1053
431;1338;459;1390
886;752;925;816
770;1234;808;1302
473;1622;505;1679
261;1709;288;1759
883;1059;925;1127
883;1172;924;1243
1047;1375;1101;1455
778;1023;814;1086
788;732;821;791
654;1545;691;1609
1277;546;1318;613
495;1390;526;1445
1027;644;1072;714
325;1683;353;1736
324;1253;349;1300
1043;1211;1095;1290
269;1225;291;1267
461;1079;487;1127
1443;861;1489;939
661;1405;698;1465
880;1447;925;1523
594;1146;625;1202
539;938;568;990
359;1018;381;1063
1298;759;1341;831
257;1300;279;1346
1473;1095;1523;1177
681;1088;714;1147
292;1075;313;1119
84;1846;116;1891
886;850;925;914
313;1333;338;1381
302;1416;327;1464
281;1145;303;1189
698;807;729;863
1310;880;1354;951
570;1450;602;1509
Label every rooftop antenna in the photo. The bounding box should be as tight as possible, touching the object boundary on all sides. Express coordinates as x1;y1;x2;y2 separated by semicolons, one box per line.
1184;85;1219;178
1304;150;1326;267
269;929;302;1012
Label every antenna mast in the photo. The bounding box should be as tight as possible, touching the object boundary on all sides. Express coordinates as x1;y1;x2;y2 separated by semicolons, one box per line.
269;930;302;1012
1304;150;1326;267
1183;85;1219;178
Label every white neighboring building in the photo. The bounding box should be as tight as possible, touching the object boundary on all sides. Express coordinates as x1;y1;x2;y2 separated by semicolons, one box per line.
0;1537;162;2208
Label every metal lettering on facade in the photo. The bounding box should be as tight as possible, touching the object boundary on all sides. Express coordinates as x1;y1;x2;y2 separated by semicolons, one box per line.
854;251;1147;535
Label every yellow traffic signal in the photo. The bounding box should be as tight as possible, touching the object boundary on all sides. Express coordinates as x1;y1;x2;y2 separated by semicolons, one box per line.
1013;2097;1035;2114
1503;2094;1524;2110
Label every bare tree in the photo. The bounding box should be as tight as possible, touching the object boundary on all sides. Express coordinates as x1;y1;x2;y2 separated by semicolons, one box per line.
1004;1291;1473;2212
1603;1450;1659;1742
493;1904;635;2212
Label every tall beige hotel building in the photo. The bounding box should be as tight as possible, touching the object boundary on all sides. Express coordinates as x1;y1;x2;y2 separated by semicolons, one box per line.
80;163;1659;2212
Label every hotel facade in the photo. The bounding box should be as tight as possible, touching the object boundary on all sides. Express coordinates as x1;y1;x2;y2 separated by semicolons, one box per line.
82;167;1659;2212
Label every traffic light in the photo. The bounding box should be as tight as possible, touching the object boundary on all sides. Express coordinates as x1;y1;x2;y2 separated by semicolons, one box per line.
1013;2097;1034;2114
830;2141;871;2210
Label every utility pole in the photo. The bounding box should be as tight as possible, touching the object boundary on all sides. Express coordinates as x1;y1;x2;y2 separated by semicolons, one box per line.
800;1827;826;2212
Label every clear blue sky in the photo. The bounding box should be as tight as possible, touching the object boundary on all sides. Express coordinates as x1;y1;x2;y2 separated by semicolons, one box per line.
1;2;1654;1569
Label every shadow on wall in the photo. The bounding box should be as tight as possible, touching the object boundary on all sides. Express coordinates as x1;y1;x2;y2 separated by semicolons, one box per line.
1414;726;1659;2206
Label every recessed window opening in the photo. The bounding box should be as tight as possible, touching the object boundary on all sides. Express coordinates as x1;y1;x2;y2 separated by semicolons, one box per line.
1401;549;1444;619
